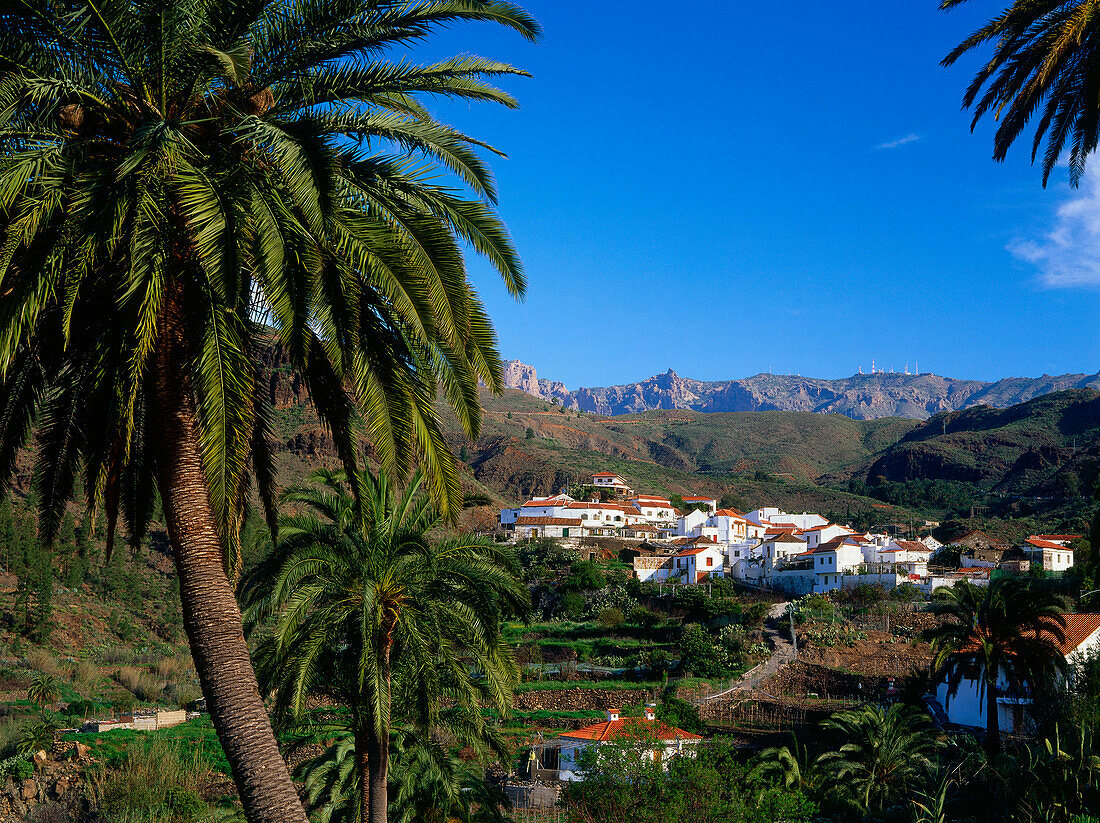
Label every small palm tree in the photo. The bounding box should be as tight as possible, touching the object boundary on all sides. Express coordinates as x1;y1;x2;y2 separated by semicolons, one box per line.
242;468;528;823
27;673;60;711
17;720;57;756
940;0;1100;186
926;578;1068;755
750;733;818;794
816;703;937;815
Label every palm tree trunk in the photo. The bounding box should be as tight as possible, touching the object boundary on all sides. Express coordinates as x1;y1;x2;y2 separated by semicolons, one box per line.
367;643;393;823
151;292;306;823
985;679;1001;757
355;724;371;823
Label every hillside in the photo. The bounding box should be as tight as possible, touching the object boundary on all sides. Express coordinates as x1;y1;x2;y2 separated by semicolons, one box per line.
830;389;1100;501
502;360;1100;420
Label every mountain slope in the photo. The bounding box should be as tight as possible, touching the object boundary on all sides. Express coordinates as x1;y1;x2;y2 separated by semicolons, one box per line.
502;360;1100;420
830;389;1100;500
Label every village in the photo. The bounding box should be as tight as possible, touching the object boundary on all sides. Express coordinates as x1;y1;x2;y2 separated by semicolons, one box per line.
499;471;1078;596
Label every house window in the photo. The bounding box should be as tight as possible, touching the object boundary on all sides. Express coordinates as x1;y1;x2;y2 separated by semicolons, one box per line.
706;557;713;566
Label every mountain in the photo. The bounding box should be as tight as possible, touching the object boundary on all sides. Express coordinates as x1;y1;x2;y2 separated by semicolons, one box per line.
829;389;1100;500
502;360;1100;420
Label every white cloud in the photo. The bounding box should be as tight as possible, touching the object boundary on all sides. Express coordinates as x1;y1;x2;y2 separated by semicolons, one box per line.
1008;167;1100;288
875;133;920;150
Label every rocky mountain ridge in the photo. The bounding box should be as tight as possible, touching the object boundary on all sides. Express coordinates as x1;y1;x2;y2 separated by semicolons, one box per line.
502;360;1100;420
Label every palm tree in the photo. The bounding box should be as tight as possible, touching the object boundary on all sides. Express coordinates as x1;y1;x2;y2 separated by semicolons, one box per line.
926;577;1068;755
940;0;1100;186
816;703;938;815
27;673;60;711
750;733;818;795
0;3;538;820
242;467;528;823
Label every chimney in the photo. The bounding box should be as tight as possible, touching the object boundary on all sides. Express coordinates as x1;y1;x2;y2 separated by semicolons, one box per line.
643;703;656;721
605;708;620;722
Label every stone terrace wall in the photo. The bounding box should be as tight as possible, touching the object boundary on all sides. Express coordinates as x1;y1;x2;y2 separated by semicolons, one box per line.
514;688;652;712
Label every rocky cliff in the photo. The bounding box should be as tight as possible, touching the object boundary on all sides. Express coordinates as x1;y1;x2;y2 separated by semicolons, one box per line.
500;361;1100;420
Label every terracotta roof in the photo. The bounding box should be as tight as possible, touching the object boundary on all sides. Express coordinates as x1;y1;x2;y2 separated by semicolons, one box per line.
559;717;703;743
592;472;625;478
766;534;807;545
515;516;582;527
893;540;930;552
955;567;990;575
676;546;718;557
682;496;716;502
1027;538;1073;551
712;509;747;520
1052;614;1100;656
1033;534;1082;542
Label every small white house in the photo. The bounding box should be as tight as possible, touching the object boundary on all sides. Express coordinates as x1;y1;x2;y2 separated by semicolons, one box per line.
552;707;703;781
936;613;1100;733
671;540;726;583
1024;537;1075;573
631;496;676;525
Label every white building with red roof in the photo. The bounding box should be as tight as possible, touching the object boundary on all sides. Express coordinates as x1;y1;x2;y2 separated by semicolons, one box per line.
630;495;676;525
632;537;725;583
1024;536;1076;572
936;613;1100;733
551;706;703;781
589;472;634;497
680;495;718;514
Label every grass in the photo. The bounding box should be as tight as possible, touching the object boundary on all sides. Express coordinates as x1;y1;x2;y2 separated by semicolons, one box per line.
65;716;230;776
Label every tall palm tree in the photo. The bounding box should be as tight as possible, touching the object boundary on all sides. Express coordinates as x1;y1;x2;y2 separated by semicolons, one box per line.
242;467;528;823
0;2;538;820
941;0;1100;186
926;578;1068;755
815;703;938;815
27;673;60;711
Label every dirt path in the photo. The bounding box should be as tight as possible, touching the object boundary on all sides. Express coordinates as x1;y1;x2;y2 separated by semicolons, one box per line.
701;601;796;702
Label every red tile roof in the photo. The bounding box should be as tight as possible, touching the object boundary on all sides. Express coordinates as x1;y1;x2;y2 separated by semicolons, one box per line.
559;717;703;743
1033;534;1082;542
1027;538;1073;551
1052;614;1100;656
682;496;716;502
893;540;930;552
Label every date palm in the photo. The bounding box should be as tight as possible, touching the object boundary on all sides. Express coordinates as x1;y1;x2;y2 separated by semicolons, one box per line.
816;703;937;815
926;577;1068;756
27;673;60;711
242;467;528;823
0;2;537;820
941;0;1100;186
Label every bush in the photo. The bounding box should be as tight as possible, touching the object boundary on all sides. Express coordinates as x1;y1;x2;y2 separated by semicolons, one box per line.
23;649;59;677
10;758;33;780
560;593;585;620
598;608;625;629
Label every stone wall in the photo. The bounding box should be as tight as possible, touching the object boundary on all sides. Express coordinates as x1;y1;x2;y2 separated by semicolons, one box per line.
0;744;91;823
514;687;653;712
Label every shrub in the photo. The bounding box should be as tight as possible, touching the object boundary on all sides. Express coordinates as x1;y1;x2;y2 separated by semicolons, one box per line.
559;593;585;620
23;649;59;677
629;607;662;632
71;661;102;695
597;608;626;629
10;758;32;780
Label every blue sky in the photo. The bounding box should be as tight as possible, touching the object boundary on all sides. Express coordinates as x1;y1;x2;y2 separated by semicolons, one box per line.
421;1;1100;387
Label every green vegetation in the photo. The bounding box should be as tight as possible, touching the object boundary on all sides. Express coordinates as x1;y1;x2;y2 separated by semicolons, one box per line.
242;468;528;823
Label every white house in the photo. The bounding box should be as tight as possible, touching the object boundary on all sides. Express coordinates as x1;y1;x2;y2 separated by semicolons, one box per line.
590;472;634;497
761;533;808;568
513;516;582;539
875;540;933;578
631;496;677;525
677;508;710;537
796;536;866;592
681;496;718;514
709;509;753;543
550;707;703;781
501;494;574;526
671;539;726;583
936;613;1100;734
1024;537;1076;573
801;523;853;550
